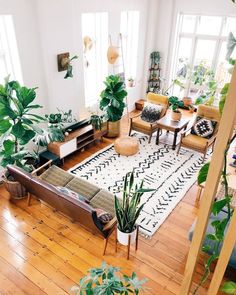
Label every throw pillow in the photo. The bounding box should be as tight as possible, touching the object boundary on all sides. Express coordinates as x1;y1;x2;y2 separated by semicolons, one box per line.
57;186;89;203
191;116;217;139
141;102;163;123
95;208;113;224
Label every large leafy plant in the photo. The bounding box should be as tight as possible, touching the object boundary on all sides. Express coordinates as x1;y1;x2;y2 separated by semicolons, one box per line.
71;262;148;295
100;75;127;122
0;78;45;171
168;96;184;112
115;171;155;233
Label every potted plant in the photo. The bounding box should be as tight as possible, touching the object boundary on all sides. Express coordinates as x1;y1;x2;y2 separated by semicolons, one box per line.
115;171;155;246
100;75;127;137
0;78;45;198
168;96;184;121
127;77;135;87
90;114;103;131
71;262;148;294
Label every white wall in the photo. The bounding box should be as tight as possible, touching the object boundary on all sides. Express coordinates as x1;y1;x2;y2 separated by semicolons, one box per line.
155;0;236;86
35;0;153;119
0;0;49;114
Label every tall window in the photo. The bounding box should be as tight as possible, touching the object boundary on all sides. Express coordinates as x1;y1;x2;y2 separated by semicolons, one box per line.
81;12;108;107
171;14;236;99
0;15;23;84
120;11;140;80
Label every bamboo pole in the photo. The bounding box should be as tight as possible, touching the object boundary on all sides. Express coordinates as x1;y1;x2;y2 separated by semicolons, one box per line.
179;65;236;294
207;207;236;294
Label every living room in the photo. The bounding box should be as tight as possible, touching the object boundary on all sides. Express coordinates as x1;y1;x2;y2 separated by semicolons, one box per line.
0;0;236;294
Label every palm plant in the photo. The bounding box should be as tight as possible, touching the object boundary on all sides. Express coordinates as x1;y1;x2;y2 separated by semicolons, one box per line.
115;171;155;233
71;262;148;295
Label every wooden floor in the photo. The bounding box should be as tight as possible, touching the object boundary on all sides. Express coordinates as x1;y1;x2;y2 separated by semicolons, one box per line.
0;112;235;295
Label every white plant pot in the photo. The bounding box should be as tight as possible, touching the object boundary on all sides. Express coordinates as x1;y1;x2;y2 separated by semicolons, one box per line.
117;227;137;246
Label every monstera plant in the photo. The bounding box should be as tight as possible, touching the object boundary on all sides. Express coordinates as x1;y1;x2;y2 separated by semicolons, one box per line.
100;75;127;137
0;78;45;198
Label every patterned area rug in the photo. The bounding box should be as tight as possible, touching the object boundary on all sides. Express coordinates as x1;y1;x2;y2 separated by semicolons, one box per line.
69;133;207;238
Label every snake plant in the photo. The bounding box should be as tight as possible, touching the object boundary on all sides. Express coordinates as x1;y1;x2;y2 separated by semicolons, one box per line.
115;171;155;233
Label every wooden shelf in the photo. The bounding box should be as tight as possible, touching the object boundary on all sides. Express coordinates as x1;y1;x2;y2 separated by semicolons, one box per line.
48;123;106;160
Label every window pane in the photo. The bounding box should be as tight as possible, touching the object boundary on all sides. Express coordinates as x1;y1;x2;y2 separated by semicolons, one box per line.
120;11;140;79
223;17;236;36
197;16;222;35
215;42;231;88
193;39;216;67
0;15;23;84
82;12;108;107
181;15;196;33
173;37;192;96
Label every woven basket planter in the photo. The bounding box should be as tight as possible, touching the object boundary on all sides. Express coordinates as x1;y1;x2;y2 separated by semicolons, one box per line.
106;120;120;138
3;177;27;199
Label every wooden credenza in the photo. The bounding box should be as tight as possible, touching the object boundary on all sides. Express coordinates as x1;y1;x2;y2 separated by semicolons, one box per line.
48;124;106;161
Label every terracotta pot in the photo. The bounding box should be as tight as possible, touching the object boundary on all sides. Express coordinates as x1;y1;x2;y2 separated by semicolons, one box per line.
106;120;120;137
183;97;193;107
171;110;182;121
3;176;27;199
117;227;137;246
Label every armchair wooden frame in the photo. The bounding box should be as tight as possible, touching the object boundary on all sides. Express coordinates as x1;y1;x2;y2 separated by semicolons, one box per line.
129;93;169;143
177;105;221;162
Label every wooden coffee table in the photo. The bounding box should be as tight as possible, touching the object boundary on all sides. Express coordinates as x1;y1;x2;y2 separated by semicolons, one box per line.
156;115;190;150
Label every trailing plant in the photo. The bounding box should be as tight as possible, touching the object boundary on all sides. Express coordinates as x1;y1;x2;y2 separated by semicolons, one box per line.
168;96;184;113
71;262;148;295
115;171;155;233
193;131;236;295
0;78;45;172
90;114;104;130
100;75;127;122
64;55;78;79
128;77;134;82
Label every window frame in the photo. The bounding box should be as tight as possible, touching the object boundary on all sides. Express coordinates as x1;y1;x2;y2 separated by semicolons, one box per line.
171;14;234;97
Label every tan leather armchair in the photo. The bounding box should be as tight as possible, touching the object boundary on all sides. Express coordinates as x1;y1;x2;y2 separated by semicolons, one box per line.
177;104;221;162
129;92;169;143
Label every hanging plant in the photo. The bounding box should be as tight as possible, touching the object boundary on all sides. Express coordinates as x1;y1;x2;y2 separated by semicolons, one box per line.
64;55;78;79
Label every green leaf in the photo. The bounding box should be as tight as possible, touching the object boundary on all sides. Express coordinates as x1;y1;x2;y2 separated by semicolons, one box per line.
16;86;37;108
19;130;36;145
0;119;12;134
212;199;228;216
221;281;236;294
197;162;210;185
206;234;217;241
11;121;25;138
3;139;15;155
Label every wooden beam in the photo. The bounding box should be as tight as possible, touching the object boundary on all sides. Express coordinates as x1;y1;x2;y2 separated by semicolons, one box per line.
207;207;236;294
179;65;236;295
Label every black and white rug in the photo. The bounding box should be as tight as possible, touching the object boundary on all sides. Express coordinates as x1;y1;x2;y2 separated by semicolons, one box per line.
69;133;207;238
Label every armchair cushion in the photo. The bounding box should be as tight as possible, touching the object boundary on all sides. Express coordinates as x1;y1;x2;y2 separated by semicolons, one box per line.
90;189;115;217
131;116;158;131
182;134;208;150
191;116;217;139
141;102;163;123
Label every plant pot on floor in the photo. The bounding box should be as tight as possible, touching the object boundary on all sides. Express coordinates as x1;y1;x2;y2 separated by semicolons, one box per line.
2;175;27;200
171;110;182;121
106;120;120;137
117;227;137;246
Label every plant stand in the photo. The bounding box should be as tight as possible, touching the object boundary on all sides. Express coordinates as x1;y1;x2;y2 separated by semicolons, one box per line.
115;225;139;260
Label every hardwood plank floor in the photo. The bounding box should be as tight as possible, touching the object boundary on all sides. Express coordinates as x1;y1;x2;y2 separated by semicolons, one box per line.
0;111;235;294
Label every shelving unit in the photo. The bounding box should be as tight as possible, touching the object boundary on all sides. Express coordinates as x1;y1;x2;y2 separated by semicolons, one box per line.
48;123;107;162
147;51;161;94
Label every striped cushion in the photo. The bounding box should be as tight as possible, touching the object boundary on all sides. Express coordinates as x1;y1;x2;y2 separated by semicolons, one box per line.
90;189;115;217
65;177;100;200
39;165;73;186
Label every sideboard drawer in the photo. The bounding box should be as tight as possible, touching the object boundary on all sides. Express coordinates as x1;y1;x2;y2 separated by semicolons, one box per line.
60;138;77;158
